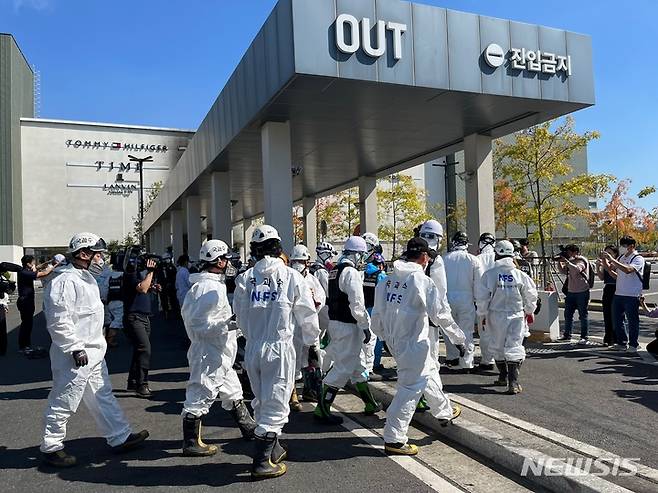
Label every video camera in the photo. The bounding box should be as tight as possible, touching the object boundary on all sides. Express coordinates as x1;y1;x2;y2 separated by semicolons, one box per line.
553;245;569;261
121;246;162;273
0;277;16;297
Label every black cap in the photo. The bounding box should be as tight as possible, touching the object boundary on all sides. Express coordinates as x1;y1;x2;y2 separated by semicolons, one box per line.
403;237;430;256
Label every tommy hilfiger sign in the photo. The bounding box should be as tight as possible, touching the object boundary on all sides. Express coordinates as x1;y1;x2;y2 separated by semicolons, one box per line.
65;140;169;152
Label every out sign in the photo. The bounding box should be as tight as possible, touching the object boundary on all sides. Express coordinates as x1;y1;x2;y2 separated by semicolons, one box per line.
335;13;407;61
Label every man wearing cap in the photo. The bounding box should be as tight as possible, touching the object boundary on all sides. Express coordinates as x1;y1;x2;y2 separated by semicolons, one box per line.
372;238;465;455
41;233;148;468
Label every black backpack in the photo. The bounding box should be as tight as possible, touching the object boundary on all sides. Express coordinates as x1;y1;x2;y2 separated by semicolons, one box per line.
629;255;651;290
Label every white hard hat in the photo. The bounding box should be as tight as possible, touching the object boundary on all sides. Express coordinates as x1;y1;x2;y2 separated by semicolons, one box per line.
316;241;337;255
290;244;311;261
361;232;380;250
419;220;444;238
251;224;281;244
199;239;230;263
344;236;368;253
68;233;107;254
494;240;515;257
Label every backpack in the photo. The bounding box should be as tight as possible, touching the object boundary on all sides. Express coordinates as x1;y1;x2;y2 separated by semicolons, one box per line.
629;255;651;290
584;261;596;289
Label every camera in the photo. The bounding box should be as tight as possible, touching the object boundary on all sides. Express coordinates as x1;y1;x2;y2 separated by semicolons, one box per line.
0;277;16;297
553;245;569;261
121;246;162;273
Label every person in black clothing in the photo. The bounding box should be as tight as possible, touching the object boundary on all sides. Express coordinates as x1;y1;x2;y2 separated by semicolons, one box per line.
597;245;619;346
122;257;157;398
17;255;55;351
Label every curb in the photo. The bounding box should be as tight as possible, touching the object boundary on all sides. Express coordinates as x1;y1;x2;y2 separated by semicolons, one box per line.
364;381;634;493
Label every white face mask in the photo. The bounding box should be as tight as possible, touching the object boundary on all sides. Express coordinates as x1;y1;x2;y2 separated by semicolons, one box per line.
619;246;628;256
292;262;306;274
88;257;105;277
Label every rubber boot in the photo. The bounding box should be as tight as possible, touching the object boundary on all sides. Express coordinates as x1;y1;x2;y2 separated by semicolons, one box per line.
290;388;303;412
415;395;429;413
507;362;522;395
182;414;218;456
230;400;257;440
385;442;419;456
271;435;287;464
251;432;287;480
355;381;382;415
494;361;508;386
42;449;77;468
313;385;344;424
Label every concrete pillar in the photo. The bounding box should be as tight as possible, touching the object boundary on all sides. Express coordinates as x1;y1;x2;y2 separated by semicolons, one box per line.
171;210;184;260
463;135;495;252
151;223;163;255
303;197;317;253
261;121;294;252
160;217;171;254
242;217;254;261
185;195;202;261
358;176;378;236
211;172;233;245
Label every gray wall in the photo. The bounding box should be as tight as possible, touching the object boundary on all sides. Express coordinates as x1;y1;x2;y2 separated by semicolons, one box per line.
0;34;34;246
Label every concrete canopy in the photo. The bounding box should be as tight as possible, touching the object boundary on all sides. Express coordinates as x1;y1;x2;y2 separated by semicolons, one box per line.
144;0;594;233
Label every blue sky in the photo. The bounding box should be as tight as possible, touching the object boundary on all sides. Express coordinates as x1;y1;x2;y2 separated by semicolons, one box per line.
2;0;656;210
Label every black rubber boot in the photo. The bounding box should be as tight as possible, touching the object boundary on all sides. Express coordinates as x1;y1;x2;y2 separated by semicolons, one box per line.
494;361;508;386
229;400;257;440
355;382;382;415
507;362;522;395
251;432;286;480
313;385;344;424
271;435;287;464
112;429;149;453
42;449;77;468
182;414;217;456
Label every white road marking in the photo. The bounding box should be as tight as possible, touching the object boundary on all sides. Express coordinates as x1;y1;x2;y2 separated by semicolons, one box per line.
451;395;658;485
334;405;466;493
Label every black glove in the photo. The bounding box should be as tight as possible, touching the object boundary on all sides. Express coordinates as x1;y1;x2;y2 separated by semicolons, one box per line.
308;345;319;367
456;344;466;358
363;329;371;344
72;350;88;367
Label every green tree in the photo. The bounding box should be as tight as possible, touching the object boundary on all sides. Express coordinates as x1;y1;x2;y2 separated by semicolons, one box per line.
377;174;432;258
317;188;360;241
132;180;163;245
495;117;613;287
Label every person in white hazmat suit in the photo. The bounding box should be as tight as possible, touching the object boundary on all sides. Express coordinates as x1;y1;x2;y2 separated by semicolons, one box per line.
233;225;320;480
475;240;538;395
372;237;465;456
313;236;382;424
360;232;381;376
289;244;326;406
180;240;257;457
40;233;148;468
443;231;483;370
476;233;497;371
310;241;336;373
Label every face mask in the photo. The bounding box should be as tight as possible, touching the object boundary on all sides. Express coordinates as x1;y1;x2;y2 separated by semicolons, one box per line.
224;263;238;278
88;257;105;277
292;262;306;274
619;246;627;256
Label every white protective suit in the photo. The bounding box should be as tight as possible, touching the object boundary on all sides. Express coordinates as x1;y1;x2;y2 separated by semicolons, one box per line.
372;260;465;444
443;246;483;368
477;245;497;366
323;260;371;389
181;272;243;417
475;257;538;363
427;256;465;363
294;272;326;374
176;266;192;307
233;257;319;436
41;264;132;453
312;264;332;372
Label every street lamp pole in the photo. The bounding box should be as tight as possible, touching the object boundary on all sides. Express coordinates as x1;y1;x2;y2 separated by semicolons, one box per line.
128;155;154;246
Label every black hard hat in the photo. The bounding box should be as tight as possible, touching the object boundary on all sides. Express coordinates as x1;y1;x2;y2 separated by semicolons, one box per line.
479;232;495;245
451;231;469;246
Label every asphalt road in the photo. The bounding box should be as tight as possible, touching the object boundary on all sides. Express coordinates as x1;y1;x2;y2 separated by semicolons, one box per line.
0;296;538;493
